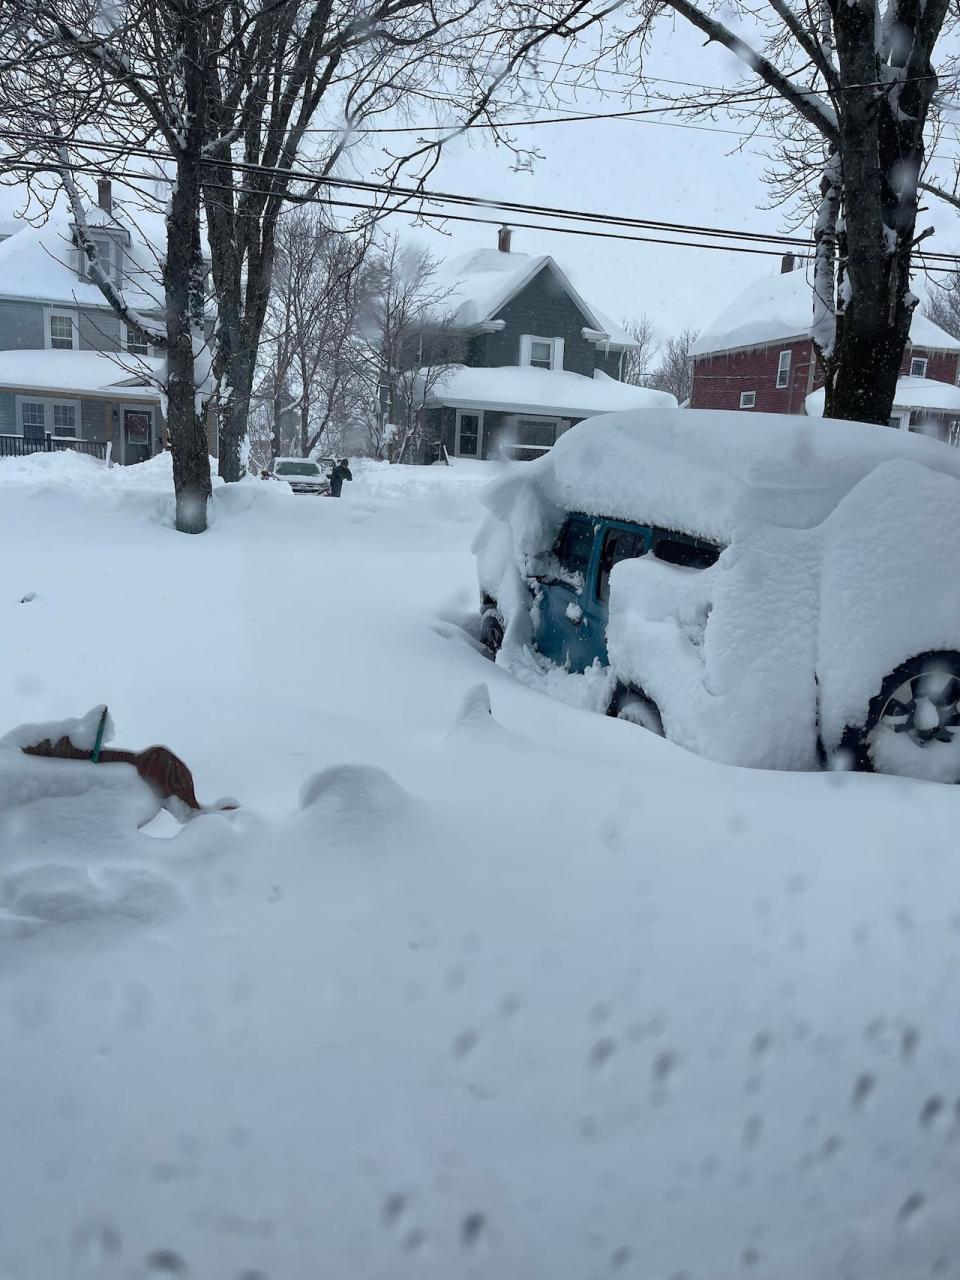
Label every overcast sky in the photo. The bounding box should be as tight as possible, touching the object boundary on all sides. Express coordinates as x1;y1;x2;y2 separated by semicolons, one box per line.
2;14;959;349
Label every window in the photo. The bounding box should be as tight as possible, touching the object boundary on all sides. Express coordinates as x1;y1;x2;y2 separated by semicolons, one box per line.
530;339;553;369
48;312;77;350
19;399;45;435
554;515;595;577
740;390;756;409
776;350;792;388
654;533;722;570
516;418;557;450
276;461;320;476
910;357;928;378
16;397;81;438
597;527;648;602
52;403;77;437
520;335;564;371
126;325;149;356
78;234;119;284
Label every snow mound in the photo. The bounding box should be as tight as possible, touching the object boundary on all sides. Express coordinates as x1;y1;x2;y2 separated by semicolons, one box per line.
0;748;179;938
298;764;415;840
1;703;114;752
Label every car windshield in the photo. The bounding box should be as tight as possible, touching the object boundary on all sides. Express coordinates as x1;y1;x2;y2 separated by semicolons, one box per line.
276;461;320;476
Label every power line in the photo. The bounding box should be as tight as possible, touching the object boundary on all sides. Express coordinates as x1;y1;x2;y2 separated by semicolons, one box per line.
9;150;960;275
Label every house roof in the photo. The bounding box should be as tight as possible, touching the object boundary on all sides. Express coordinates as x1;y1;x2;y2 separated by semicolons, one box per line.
805;374;960;418
0;349;162;401
0;209;166;311
427;248;639;348
692;267;960;357
419;364;677;417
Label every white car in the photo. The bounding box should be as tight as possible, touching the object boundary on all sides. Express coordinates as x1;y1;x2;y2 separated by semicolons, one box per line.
475;408;960;783
262;457;332;494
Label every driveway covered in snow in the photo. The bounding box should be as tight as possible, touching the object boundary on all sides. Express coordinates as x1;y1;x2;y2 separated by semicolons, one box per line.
0;452;958;1280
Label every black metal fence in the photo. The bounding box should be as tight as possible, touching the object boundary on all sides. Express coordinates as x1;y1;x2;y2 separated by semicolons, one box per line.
0;433;108;461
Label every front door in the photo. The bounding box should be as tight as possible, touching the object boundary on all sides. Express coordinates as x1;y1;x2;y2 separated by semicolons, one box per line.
456;412;481;457
123;409;152;464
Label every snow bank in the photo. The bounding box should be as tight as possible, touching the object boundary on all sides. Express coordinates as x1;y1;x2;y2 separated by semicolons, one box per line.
2;445;960;1278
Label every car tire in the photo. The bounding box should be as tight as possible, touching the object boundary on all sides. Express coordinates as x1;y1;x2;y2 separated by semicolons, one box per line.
841;650;960;783
606;684;664;736
480;609;504;657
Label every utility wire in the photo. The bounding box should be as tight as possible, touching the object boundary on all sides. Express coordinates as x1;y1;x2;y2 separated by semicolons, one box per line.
8;151;960;275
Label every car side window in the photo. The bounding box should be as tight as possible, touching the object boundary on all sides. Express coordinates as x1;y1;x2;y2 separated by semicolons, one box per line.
597;529;646;602
654;534;722;570
554;515;596;576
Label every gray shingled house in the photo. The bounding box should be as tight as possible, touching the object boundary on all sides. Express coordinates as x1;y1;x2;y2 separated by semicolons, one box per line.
0;181;213;466
404;227;676;461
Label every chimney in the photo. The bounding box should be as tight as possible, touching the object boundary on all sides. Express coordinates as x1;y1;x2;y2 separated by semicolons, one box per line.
780;252;795;274
97;178;112;216
497;224;512;254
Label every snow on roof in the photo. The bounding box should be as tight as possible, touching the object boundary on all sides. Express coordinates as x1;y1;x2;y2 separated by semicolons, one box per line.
428;248;638;347
420;365;677;417
0;210;166;311
0;349;162;401
692;267;960;357
483;407;960;543
806;375;960;417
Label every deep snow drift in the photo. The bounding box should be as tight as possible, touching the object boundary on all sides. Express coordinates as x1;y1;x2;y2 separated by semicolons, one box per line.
1;449;959;1280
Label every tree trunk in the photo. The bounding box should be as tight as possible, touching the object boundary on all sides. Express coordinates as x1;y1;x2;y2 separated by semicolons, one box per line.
165;153;212;534
818;0;939;424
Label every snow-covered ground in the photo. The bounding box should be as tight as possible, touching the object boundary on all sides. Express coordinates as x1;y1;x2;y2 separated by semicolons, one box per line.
1;451;959;1280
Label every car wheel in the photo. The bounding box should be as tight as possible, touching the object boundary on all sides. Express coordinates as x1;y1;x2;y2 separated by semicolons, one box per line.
480;609;504;656
844;651;960;783
606;684;664;736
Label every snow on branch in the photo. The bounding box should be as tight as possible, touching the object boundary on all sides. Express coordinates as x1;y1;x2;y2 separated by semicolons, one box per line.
665;0;840;140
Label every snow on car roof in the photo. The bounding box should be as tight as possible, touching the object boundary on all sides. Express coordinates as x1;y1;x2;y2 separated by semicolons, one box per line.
483;407;960;543
691;266;960;357
419;364;676;416
427;247;639;347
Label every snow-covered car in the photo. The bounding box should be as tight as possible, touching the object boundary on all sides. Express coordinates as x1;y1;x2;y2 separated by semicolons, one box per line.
261;457;331;494
475;408;960;783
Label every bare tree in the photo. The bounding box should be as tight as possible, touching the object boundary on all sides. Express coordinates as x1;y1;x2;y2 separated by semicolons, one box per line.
924;276;960;341
353;235;466;462
579;0;958;425
649;328;697;404
620;315;658;386
256;209;370;461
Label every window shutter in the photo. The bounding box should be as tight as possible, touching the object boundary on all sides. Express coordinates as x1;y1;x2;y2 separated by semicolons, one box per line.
553;337;565;371
519;334;532;366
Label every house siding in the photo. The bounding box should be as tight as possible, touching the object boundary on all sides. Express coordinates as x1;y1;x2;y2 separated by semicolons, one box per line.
78;307;123;352
484;265;599;377
0;299;44;349
902;347;959;382
691;337;960;415
690;338;818;413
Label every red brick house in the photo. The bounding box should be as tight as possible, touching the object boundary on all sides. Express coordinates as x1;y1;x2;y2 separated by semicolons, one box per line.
690;258;960;441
